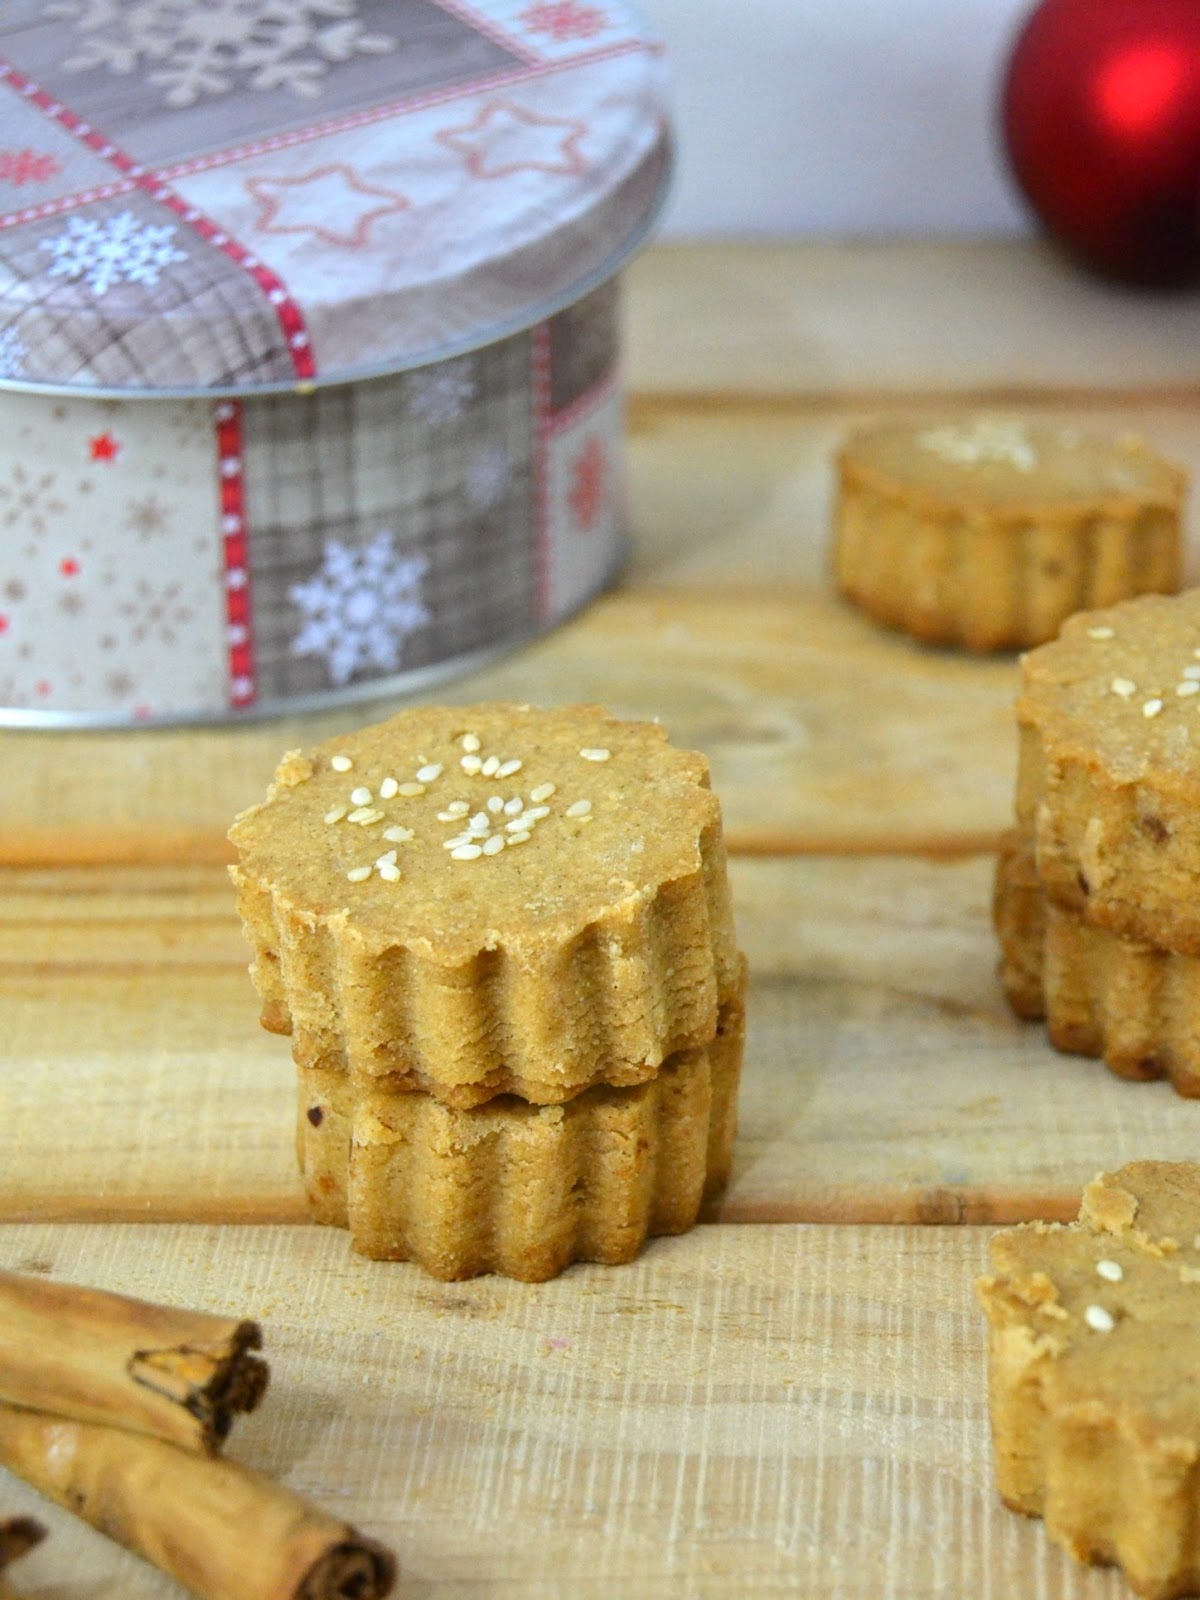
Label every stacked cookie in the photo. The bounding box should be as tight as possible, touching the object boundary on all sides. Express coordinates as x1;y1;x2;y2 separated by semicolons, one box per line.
834;417;1185;651
995;590;1200;1095
229;703;746;1281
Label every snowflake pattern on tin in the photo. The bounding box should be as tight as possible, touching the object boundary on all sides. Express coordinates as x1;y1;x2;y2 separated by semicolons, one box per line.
465;442;510;511
39;211;188;298
49;0;396;108
289;529;430;686
0;147;62;186
408;358;476;426
0;326;28;380
519;2;608;41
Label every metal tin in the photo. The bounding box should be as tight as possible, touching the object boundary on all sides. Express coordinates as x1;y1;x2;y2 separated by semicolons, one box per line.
0;0;670;725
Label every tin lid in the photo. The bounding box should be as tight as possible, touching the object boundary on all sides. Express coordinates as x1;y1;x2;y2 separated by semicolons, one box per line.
0;0;670;396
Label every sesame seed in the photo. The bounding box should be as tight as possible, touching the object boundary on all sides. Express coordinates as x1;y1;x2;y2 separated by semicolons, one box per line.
379;777;399;800
503;796;524;815
469;812;490;831
580;748;610;762
1111;678;1136;697
383;826;413;844
451;844;483;860
530;783;556;803
350;786;373;806
461;755;483;774
1087;626;1115;640
378;862;401;882
1144;698;1164;718
346;865;371;882
446;800;470;817
1184;666;1200;681
497;758;522;778
481;755;500;777
566;799;592;817
375;849;397;866
1096;1259;1123;1282
416;763;443;783
487;796;504;813
1178;682;1200;698
524;806;550;822
506;830;531;844
443;835;472;849
437;811;460;822
397;782;426;797
348;806;383;824
482;835;505;855
506;816;531;831
461;733;481;753
324;805;348;825
331;755;353;772
1084;1304;1116;1333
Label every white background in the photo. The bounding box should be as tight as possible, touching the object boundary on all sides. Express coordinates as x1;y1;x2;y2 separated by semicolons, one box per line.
639;0;1035;237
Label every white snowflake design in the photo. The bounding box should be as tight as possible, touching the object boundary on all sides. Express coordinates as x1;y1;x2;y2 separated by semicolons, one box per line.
48;0;396;109
289;529;430;686
0;325;27;379
39;211;188;298
465;442;510;511
408;359;476;426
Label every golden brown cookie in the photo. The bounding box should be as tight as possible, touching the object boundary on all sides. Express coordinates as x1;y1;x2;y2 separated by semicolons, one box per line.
978;1163;1200;1599
229;703;740;1107
834;418;1183;651
296;975;746;1280
994;831;1200;1096
1017;590;1200;956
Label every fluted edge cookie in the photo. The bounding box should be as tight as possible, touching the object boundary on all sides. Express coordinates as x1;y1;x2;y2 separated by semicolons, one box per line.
229;703;741;1107
296;972;746;1280
994;832;1200;1097
1017;590;1200;956
978;1163;1200;1599
835;418;1183;652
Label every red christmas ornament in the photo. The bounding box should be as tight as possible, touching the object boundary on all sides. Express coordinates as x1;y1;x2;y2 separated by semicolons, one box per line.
1003;0;1200;285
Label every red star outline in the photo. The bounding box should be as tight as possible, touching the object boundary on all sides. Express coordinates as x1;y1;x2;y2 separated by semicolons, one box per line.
89;431;121;462
246;165;411;248
436;101;589;180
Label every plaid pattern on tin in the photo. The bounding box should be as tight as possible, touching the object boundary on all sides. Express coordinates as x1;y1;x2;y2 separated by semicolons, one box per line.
0;193;294;390
245;328;539;702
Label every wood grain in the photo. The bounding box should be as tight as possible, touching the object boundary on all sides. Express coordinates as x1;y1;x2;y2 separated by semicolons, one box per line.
6;856;1198;1227
626;240;1200;399
0;586;1022;865
0;1221;1128;1600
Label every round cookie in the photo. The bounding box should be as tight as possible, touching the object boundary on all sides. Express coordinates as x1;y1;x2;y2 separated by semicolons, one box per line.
978;1163;1200;1600
1017;589;1200;956
994;830;1200;1097
229;702;741;1108
834;417;1184;651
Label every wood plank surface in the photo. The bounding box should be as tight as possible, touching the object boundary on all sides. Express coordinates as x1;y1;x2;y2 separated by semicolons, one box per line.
0;586;1022;864
0;1221;1126;1600
626;240;1200;398
7;855;1198;1228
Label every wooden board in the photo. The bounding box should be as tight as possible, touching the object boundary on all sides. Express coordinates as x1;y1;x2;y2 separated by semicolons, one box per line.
0;586;1022;863
0;1221;1128;1600
7;855;1199;1228
626;240;1200;398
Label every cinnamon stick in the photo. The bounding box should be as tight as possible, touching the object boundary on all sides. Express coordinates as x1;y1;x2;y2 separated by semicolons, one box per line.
0;1269;267;1454
0;1404;395;1600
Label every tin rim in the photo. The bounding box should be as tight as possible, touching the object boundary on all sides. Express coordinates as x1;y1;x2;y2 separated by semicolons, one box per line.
0;136;674;405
